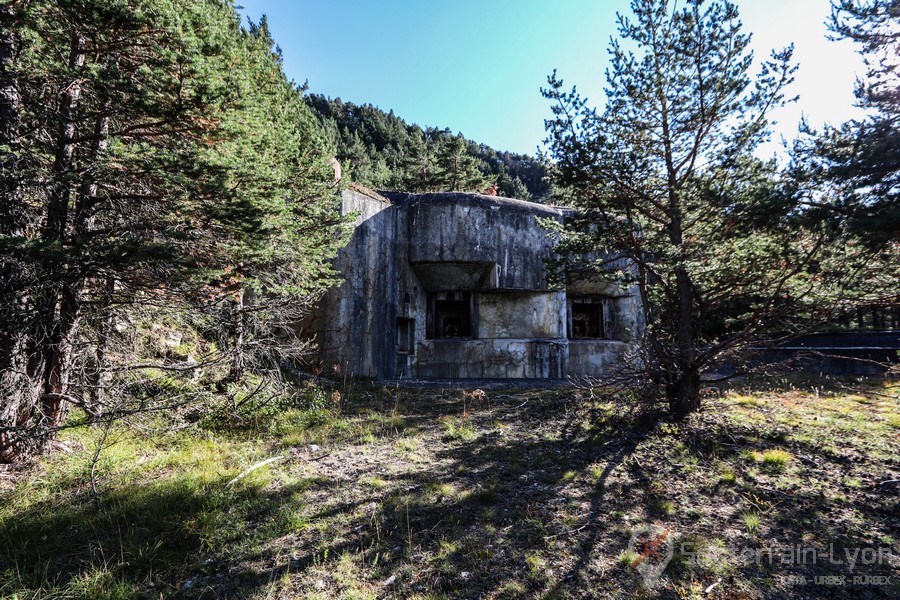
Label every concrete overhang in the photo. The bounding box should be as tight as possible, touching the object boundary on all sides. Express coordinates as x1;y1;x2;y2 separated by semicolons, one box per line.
411;261;498;291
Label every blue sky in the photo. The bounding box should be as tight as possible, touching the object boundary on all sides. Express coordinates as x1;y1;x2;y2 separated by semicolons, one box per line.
237;0;866;157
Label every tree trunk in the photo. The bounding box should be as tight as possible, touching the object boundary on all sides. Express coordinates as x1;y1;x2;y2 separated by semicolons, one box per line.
0;2;40;461
227;293;246;383
40;285;80;429
44;34;84;240
40;102;107;432
73;114;111;416
660;85;703;417
670;265;701;416
38;34;86;432
668;369;701;418
0;308;41;460
74;114;108;234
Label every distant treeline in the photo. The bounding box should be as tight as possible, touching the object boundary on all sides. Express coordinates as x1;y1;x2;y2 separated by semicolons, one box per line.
304;94;553;202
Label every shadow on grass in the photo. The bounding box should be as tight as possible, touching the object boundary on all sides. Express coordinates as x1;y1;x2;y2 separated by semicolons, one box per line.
0;469;335;598
245;392;663;599
3;381;896;599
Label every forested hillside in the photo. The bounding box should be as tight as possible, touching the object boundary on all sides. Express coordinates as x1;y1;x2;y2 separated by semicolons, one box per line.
305;94;553;202
0;2;345;459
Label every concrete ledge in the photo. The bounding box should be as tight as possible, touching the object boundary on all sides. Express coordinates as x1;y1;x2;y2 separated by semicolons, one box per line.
416;338;567;379
567;340;632;377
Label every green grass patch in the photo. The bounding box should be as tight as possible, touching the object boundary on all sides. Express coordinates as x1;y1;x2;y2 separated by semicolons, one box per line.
440;416;477;442
740;511;761;534
1;378;896;598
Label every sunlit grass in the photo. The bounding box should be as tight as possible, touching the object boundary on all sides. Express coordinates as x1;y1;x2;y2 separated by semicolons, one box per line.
440;416;477;442
719;467;737;485
740;511;761;534
749;448;792;473
1;377;896;598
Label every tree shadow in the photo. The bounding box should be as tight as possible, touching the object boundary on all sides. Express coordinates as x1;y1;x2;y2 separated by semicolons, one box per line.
3;383;895;598
237;391;660;599
0;469;335;597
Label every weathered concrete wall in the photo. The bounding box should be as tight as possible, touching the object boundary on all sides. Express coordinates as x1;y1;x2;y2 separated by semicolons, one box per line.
416;339;567;379
383;192;563;291
310;189;645;380
311;188;424;378
567;341;631;377
477;291;566;339
609;295;642;343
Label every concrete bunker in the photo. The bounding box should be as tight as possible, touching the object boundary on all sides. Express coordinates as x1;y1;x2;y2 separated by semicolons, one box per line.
305;188;644;380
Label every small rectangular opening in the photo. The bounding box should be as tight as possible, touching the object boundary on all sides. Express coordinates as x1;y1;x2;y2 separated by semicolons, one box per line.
427;292;474;339
396;318;414;353
568;296;611;339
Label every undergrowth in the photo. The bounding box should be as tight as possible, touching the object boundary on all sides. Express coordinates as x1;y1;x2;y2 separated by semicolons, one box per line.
0;377;896;599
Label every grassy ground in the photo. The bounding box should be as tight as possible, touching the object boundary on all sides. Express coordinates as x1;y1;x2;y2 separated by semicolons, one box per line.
0;377;897;599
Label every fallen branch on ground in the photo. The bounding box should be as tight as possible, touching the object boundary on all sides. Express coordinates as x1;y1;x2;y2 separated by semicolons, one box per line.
227;455;285;486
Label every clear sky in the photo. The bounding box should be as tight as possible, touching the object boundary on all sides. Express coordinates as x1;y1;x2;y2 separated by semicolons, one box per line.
236;0;867;157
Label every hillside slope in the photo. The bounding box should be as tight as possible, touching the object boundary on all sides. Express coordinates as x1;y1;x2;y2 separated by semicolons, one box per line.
305;94;553;202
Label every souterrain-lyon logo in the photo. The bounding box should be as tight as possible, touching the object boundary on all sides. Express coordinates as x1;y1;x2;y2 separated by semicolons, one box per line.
628;525;675;587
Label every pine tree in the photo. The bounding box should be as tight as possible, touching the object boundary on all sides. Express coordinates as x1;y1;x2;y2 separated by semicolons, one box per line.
0;0;344;460
433;134;494;192
543;0;806;416
793;1;899;247
496;172;532;200
399;130;437;192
